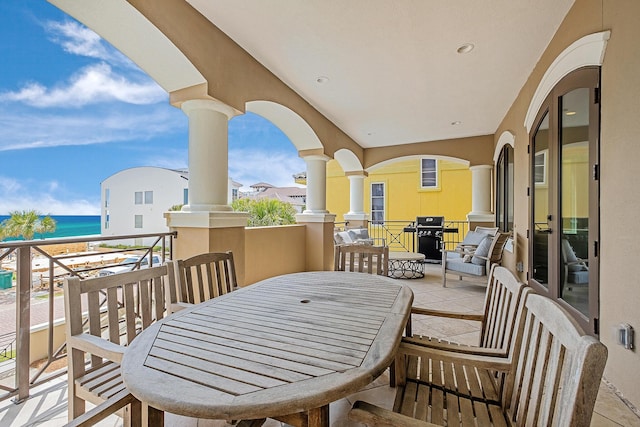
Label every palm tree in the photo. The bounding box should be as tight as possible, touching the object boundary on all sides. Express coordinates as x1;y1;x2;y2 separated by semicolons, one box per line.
231;198;296;227
0;210;57;240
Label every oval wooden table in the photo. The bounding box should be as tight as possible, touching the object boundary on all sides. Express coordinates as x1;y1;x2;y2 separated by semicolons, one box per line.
121;271;413;426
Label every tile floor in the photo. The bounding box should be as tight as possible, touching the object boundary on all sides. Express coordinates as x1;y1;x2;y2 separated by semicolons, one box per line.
0;264;638;426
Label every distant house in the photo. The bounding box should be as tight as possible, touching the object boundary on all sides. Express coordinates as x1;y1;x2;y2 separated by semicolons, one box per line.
241;182;307;212
326;157;472;224
101;166;242;245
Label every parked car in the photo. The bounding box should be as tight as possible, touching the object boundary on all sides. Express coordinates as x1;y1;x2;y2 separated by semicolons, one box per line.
98;255;162;277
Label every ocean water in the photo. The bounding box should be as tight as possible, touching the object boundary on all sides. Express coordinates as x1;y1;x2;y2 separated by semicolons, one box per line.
0;215;101;240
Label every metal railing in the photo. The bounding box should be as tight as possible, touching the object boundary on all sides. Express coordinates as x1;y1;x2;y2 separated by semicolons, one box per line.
366;220;470;252
0;231;175;403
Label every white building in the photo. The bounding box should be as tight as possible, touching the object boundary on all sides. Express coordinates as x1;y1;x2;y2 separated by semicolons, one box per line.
241;182;307;213
101;167;242;245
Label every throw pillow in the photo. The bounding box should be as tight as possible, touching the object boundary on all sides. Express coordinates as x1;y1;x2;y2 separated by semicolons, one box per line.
471;235;493;265
337;231;352;244
460;230;489;246
463;254;472;263
347;228;370;240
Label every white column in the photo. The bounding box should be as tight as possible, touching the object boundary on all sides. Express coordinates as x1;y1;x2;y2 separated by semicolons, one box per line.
344;171;368;221
181;99;236;212
302;154;330;214
467;165;494;222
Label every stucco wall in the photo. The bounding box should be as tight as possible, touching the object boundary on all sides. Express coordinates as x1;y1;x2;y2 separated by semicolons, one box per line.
494;0;640;408
244;225;306;285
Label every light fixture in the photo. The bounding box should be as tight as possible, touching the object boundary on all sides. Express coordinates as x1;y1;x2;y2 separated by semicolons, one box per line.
457;43;475;54
316;76;329;84
565;111;577;116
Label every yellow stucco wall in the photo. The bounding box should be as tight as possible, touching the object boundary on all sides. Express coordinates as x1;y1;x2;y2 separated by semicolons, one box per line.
327;158;471;223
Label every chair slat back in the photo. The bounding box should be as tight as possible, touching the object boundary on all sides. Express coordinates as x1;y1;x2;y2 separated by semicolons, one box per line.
334;244;389;276
504;294;607;426
65;265;168;347
478;266;529;355
166;251;237;312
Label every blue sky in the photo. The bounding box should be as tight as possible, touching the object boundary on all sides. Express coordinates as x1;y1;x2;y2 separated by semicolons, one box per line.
0;1;305;215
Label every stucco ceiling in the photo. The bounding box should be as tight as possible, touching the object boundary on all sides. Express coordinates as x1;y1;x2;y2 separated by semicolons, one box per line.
187;0;575;149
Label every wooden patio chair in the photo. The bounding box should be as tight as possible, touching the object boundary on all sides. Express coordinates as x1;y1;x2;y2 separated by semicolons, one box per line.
165;251;237;314
350;293;608;427
406;265;528;356
442;231;510;287
334;244;389;276
64;266;168;427
389;266;528;387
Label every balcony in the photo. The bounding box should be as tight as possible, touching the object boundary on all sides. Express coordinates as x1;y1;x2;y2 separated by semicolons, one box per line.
0;230;636;425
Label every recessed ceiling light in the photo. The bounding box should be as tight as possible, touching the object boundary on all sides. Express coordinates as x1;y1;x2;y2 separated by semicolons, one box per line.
451;121;462;126
457;43;475;54
316;76;329;84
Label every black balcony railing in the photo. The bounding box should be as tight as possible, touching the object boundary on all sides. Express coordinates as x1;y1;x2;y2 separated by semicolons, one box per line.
0;231;175;403
365;220;470;252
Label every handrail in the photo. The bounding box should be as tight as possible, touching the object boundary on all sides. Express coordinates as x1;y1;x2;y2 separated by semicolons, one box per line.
0;231;176;403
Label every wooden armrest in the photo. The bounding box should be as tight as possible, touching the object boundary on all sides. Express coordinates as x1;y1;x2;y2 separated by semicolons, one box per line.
410;306;484;321
402;336;508;357
399;341;513;371
349;400;436;427
67;334;125;363
64;389;135;427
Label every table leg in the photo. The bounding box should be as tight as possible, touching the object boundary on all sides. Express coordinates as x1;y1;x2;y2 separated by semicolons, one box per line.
308;405;329;427
142;403;164;427
275;405;329;427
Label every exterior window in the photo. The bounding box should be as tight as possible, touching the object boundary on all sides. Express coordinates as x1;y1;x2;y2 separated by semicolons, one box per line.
104;188;110;208
134;191;143;205
183;188;188;205
144;191;153;204
421;158;437;188
134;215;143;228
232;188;239;201
496;145;514;232
104;211;109;229
371;183;385;224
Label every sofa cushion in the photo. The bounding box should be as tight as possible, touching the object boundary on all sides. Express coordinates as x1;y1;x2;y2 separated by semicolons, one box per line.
471;235;493;265
446;257;485;276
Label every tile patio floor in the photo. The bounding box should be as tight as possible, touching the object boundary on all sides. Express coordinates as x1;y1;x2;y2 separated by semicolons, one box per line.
0;264;638;426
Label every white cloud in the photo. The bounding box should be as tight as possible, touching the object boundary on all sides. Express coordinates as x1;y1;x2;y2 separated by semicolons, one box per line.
45;20;132;68
0;63;166;108
0;176;99;215
0;104;185;151
229;148;305;190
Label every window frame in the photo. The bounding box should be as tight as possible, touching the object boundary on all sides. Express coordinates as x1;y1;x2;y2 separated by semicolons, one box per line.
370;182;385;225
420;158;438;189
496;144;514;232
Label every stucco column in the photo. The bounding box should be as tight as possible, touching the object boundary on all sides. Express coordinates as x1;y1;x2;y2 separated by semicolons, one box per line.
181;99;236;212
164;99;249;285
344;171;368;225
467;165;494;223
302;154;330;214
295;153;335;271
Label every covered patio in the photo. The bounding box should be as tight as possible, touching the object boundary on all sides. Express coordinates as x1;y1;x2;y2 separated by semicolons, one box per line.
3;0;637;424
